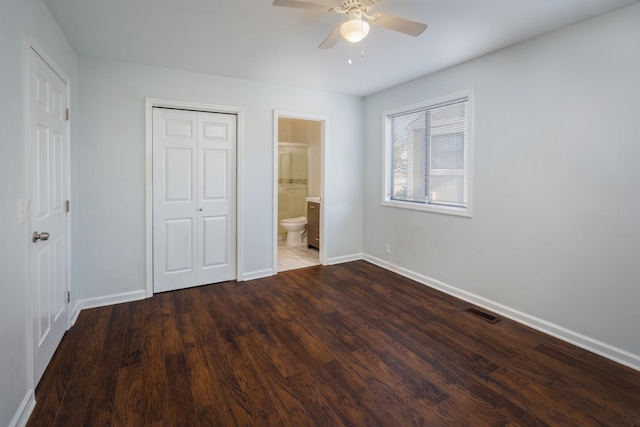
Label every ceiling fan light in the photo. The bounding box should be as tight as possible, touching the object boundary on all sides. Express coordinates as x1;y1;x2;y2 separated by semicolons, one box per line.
340;18;370;43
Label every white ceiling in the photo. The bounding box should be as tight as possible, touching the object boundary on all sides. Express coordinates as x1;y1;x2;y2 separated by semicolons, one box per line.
44;0;638;97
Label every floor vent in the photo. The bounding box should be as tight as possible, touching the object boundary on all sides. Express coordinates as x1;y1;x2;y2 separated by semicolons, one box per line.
465;308;500;324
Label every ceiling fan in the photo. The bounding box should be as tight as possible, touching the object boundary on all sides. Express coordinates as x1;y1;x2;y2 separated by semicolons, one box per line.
273;0;428;49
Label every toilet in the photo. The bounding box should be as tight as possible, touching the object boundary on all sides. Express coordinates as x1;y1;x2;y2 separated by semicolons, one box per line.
280;216;307;246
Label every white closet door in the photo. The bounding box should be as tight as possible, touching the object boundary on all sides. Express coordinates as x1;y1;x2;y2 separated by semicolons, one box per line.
152;108;236;293
197;112;236;285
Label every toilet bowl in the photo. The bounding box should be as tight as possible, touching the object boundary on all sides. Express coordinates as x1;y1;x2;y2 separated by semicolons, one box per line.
280;216;307;246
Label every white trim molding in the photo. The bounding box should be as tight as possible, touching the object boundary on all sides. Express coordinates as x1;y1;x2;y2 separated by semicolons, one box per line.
8;390;36;427
327;253;364;265
273;110;329;275
144;98;244;297
70;303;82;327
240;268;275;282
363;254;640;372
75;290;147;312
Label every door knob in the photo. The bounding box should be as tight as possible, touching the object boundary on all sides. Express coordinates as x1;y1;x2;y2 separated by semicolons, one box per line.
32;231;50;243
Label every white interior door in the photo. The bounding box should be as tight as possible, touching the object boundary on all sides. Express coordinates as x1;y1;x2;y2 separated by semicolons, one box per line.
152;108;236;293
29;48;69;385
197;111;237;285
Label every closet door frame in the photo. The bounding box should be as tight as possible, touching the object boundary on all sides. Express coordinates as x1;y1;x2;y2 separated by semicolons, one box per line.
144;98;243;297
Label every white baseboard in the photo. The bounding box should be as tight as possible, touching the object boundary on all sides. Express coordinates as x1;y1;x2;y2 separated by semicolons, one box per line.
326;252;363;265
240;268;274;282
70;301;81;326
363;254;640;372
75;289;147;312
9;389;36;427
238;254;365;281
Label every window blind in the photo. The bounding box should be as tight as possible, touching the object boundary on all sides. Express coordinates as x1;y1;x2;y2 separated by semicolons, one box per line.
390;97;469;208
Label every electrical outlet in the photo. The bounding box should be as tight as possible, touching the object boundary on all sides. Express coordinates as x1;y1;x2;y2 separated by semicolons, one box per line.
385;244;391;254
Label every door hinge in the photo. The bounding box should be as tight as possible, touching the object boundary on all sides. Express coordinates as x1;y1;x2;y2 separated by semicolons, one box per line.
65;200;70;212
65;108;70;121
66;291;71;304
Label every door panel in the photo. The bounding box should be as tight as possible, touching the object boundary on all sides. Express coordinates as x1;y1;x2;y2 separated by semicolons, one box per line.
153;108;236;292
53;237;65;319
29;48;68;385
36;126;50;217
53;132;64;211
164;148;194;201
36;247;51;345
164;218;194;273
165;118;193;138
202;216;227;267
202;149;227;199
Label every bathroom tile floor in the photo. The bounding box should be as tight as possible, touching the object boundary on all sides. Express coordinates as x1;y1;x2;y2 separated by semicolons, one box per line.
277;237;320;272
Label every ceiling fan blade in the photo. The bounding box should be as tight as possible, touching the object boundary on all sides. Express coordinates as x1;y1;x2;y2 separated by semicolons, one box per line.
319;25;342;49
272;0;338;12
297;0;342;6
370;13;427;36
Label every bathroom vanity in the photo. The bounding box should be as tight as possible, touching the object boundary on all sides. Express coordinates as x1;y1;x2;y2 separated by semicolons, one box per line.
307;199;320;250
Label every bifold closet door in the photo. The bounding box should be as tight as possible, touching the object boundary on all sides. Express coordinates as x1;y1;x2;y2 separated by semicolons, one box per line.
152;108;236;293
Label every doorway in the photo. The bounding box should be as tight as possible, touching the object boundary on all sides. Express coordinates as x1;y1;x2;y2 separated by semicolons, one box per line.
145;99;243;296
273;111;327;273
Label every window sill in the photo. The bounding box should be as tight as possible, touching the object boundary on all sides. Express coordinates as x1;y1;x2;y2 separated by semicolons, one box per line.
382;199;472;217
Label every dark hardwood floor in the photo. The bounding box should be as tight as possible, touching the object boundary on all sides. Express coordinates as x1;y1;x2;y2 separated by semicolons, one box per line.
28;261;640;426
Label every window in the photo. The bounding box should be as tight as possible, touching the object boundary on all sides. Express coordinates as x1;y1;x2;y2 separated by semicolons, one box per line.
383;92;472;216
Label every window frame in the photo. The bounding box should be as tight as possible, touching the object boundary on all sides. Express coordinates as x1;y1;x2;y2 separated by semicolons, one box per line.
382;90;474;217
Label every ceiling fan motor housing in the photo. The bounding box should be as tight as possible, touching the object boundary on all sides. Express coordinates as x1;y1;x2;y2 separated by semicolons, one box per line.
331;0;376;15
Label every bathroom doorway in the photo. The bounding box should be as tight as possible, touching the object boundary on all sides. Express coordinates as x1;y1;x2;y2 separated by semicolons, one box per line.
273;111;326;273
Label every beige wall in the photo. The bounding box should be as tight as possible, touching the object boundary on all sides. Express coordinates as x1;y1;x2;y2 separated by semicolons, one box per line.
278;118;322;197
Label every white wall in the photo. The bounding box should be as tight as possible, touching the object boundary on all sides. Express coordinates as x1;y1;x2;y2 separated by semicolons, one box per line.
363;2;640;367
77;57;363;300
0;0;77;425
